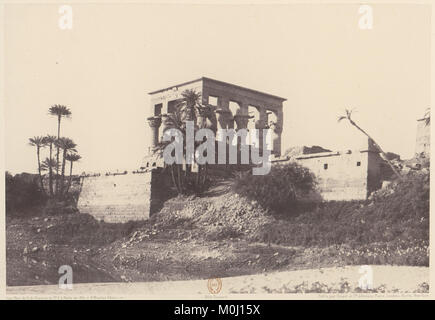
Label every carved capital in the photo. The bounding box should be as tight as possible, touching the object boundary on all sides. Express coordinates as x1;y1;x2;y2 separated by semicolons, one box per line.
234;114;251;130
255;119;268;129
215;108;232;129
147;116;162;129
269;122;283;133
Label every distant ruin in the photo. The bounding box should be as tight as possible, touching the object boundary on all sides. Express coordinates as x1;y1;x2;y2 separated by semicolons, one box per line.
145;77;286;158
277;139;384;201
415;114;430;157
78;78;286;222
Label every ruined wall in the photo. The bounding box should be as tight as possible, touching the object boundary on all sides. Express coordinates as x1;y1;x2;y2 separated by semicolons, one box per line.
367;151;383;195
296;152;369;201
294;148;383;201
77;169;173;223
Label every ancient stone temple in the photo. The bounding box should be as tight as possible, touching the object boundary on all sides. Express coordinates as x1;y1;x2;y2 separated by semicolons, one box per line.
79;77;286;223
145;77;286;159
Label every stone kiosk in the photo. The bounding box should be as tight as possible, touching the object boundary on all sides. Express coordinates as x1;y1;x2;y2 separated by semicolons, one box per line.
145;77;286;160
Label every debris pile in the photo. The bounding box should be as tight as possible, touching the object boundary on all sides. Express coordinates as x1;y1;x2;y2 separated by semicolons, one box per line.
144;192;275;242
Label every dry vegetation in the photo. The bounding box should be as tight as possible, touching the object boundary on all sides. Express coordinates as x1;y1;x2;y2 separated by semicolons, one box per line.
5;165;429;292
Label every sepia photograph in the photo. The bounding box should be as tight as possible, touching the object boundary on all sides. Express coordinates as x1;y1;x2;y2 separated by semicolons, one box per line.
1;1;432;300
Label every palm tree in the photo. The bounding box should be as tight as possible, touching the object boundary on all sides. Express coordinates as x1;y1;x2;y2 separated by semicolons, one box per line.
64;152;81;194
156;89;214;194
41;157;58;174
158;107;185;194
49;105;71;191
28;136;46;194
42;135;57;196
179;89;202;123
338;109;402;180
55;137;77;195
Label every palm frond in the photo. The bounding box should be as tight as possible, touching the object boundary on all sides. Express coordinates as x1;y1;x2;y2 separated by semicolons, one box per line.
49;104;71;118
55;137;77;150
43;135;57;144
338;108;356;123
65;152;81;162
28;136;45;147
41;157;59;171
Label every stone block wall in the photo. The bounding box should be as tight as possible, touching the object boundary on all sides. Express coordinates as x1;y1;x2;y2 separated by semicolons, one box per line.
77;169;174;223
294;149;382;201
297;152;369;201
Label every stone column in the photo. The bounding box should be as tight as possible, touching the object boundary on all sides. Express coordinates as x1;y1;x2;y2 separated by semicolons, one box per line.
160;114;172;141
272;109;283;157
239;101;249;116
234;114;250;130
258;107;268;124
255;117;268;143
217;96;232;129
217;96;230;111
234;114;251;165
216;108;232;130
255;108;269;156
215;106;231;167
147;116;162;153
162;100;169;114
270;122;283;157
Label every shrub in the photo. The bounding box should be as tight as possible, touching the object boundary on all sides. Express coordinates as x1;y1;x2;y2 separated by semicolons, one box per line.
5;171;47;216
232;162;317;214
252;170;429;253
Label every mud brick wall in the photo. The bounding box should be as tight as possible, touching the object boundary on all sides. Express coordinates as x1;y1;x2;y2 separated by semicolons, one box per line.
77;170;173;223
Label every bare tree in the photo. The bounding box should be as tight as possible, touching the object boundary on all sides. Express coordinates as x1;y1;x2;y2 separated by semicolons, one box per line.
424;107;430;126
338;109;402;180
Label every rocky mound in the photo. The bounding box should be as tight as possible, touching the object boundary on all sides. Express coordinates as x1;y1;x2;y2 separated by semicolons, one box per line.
149;187;275;241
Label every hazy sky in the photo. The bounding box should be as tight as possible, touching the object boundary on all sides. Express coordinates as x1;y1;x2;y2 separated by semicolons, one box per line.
3;3;431;174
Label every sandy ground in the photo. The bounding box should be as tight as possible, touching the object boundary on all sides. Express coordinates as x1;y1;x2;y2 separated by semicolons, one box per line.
6;265;429;297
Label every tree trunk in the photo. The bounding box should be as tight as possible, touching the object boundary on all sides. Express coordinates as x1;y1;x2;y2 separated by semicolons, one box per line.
65;161;73;194
55;115;61;195
60;149;67;195
348;119;402;180
36;147;45;195
48;143;53;196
